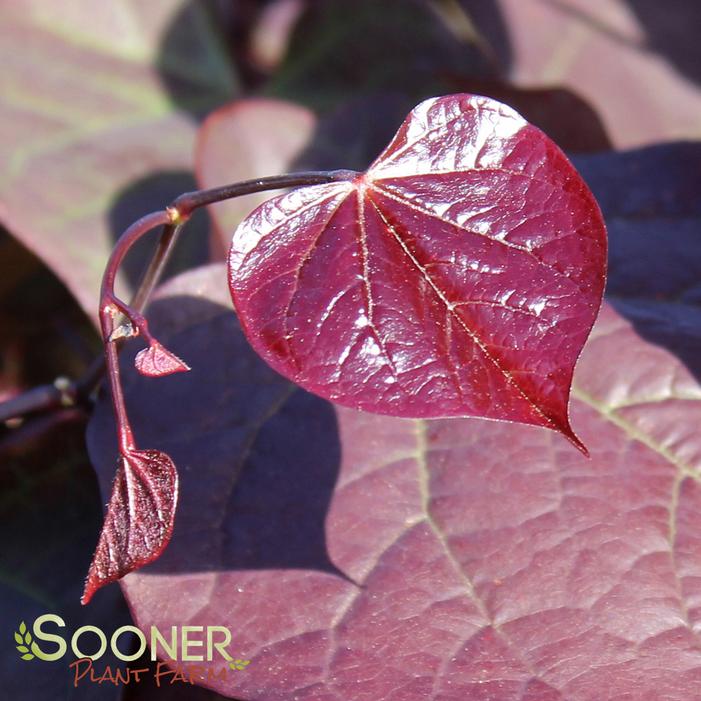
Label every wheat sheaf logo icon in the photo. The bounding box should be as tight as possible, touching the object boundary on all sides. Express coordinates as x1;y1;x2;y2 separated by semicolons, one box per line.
14;622;35;661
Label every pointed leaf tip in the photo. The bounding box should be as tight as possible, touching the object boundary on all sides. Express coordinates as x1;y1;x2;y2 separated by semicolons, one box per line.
82;448;178;604
560;423;589;456
135;341;190;378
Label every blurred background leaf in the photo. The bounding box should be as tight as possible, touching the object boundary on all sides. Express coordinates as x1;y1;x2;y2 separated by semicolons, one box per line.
0;1;237;321
490;0;701;147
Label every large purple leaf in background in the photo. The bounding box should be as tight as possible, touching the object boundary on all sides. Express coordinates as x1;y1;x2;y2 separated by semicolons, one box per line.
492;0;701;148
228;94;607;446
0;1;236;320
88;254;701;700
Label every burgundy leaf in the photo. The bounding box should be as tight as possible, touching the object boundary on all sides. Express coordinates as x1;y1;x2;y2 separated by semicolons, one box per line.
82;448;178;605
228;94;607;448
134;341;190;377
86;264;701;700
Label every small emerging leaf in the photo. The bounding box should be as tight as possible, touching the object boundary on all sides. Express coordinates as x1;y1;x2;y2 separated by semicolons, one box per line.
19;622;26;635
82;449;178;604
134;341;190;378
24;632;31;645
228;94;607;449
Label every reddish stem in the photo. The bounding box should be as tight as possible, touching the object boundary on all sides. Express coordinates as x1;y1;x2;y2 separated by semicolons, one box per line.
99;171;358;333
99;211;173;453
100;310;135;453
100;210;174;312
171;169;357;218
131;221;183;314
97;170;357;455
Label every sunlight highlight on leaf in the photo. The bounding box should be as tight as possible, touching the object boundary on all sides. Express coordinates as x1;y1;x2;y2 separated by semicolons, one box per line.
227;94;607;448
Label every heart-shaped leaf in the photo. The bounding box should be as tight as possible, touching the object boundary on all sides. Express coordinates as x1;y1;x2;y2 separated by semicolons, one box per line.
82;448;178;605
228;94;607;448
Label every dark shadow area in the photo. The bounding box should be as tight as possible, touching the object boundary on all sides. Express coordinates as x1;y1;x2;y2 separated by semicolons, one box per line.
457;0;513;74
573;142;701;380
265;0;508;111
155;0;240;122
108;171;211;291
293;92;417;172
0;414;132;701
0;230;99;398
156;0;514;120
291;85;610;186
625;0;701;87
0;234;132;700
87;295;345;580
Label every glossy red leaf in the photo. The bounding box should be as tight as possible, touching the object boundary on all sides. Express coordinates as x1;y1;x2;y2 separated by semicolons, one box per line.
228;94;607;448
82;448;178;605
134;341;190;377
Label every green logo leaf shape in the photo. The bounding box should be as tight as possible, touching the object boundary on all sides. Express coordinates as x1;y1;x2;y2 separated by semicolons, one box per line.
14;623;34;661
228;659;251;671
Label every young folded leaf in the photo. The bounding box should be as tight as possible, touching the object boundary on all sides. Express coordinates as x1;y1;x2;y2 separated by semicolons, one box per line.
228;94;607;451
135;341;191;377
82;448;178;605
